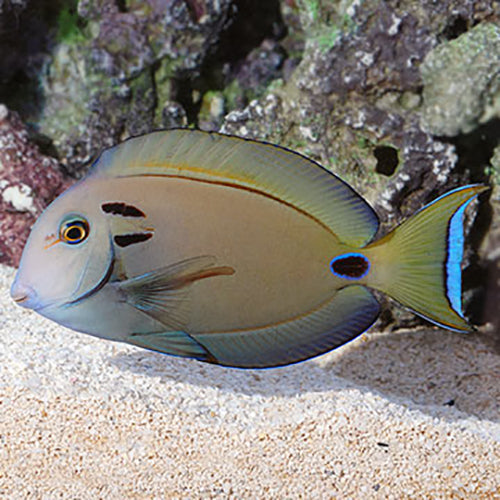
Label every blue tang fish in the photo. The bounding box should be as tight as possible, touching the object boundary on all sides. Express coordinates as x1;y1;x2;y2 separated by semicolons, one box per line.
10;130;488;367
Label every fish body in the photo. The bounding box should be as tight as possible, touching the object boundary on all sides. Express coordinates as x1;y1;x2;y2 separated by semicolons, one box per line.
11;130;488;367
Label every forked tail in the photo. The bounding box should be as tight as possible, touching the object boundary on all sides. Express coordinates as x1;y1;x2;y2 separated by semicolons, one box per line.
365;185;488;331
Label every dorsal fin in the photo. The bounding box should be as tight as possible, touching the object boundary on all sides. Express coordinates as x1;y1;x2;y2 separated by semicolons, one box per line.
90;129;379;246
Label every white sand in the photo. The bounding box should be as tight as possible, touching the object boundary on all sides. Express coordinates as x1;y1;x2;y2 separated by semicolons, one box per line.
0;264;499;498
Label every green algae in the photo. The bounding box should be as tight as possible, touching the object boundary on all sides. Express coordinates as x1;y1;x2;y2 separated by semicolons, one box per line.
296;0;360;52
56;2;87;45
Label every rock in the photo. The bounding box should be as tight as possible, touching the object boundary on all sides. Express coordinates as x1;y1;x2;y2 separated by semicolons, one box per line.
0;105;69;266
161;101;188;130
233;39;287;93
421;23;500;136
221;93;285;142
38;0;234;175
223;1;485;221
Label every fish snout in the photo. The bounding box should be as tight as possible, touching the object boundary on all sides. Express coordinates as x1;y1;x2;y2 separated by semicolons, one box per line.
10;280;38;309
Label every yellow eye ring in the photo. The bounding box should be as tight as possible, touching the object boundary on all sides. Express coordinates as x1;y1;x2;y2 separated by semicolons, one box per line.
60;218;90;245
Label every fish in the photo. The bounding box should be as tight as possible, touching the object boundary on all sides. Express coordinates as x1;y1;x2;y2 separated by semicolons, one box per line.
10;129;488;368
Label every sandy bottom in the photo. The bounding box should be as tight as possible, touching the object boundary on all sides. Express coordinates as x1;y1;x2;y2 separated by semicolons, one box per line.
0;264;499;498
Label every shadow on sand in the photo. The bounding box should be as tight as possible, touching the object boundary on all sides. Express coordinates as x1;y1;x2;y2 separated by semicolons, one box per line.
109;326;499;424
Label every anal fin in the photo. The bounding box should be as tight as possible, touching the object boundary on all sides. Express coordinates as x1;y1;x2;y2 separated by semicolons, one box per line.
192;285;381;368
128;330;213;362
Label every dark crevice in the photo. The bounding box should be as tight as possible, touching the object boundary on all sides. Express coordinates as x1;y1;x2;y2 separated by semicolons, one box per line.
0;1;67;121
171;77;199;125
116;0;128;13
214;0;285;65
27;128;60;159
444;118;500;179
180;0;286;124
0;1;24;34
374;145;399;176
0;0;90;124
440;15;469;41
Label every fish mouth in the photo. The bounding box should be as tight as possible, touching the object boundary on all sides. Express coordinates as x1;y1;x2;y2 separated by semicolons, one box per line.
12;291;50;312
10;281;39;309
12;294;29;304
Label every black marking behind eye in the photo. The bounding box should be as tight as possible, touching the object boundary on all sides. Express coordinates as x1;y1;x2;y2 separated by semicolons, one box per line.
330;253;370;280
114;232;153;248
102;202;146;218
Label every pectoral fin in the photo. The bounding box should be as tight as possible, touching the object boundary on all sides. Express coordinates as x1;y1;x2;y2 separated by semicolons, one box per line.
114;256;235;330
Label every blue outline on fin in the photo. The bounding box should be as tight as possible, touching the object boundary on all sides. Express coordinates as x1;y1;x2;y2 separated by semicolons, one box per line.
330;252;370;280
446;198;476;318
413;184;483;215
411;184;483;320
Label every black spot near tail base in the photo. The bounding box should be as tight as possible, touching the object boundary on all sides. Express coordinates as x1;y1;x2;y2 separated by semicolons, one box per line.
330;253;370;280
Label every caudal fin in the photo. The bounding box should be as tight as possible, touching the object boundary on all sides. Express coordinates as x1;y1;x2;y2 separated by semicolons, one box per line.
365;185;488;331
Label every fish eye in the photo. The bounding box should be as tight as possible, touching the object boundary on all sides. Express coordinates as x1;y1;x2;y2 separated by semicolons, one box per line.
60;218;90;245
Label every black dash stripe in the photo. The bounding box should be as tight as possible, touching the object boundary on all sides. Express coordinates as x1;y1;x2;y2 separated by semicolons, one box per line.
114;232;153;247
102;202;146;218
